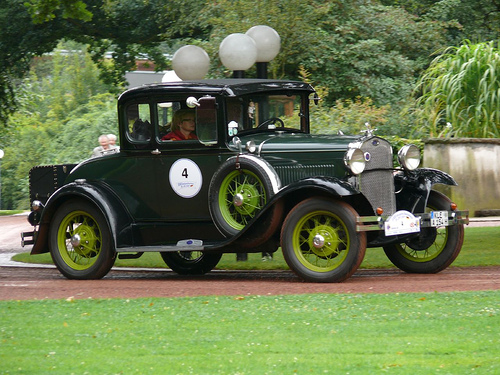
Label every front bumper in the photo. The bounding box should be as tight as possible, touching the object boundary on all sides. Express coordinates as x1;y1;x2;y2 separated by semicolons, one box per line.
356;210;469;234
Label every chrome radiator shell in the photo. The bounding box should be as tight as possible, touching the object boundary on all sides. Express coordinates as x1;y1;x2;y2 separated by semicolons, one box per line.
356;137;397;215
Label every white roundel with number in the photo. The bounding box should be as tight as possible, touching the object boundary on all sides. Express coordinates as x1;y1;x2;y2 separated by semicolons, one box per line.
169;158;203;198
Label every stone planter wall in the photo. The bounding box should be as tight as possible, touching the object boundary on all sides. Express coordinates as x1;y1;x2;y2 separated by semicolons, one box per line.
423;138;500;216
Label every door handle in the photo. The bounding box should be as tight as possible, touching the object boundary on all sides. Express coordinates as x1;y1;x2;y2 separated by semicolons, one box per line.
151;149;161;155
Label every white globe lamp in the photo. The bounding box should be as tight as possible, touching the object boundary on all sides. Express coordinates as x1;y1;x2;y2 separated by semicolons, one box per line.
245;25;281;79
172;45;210;80
219;33;257;78
246;25;281;62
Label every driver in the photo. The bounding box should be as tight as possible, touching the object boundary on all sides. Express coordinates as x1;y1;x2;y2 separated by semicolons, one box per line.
162;110;198;141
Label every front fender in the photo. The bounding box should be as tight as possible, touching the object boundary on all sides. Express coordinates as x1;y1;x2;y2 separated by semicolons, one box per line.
276;176;359;197
30;181;134;254
220;175;370;248
272;176;373;216
395;168;458;213
408;167;457;186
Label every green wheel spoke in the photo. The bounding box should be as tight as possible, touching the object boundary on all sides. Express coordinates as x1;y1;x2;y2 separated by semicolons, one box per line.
57;210;103;270
218;169;267;231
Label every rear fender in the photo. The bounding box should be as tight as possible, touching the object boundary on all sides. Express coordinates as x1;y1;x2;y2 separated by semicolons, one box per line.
395;168;458;213
30;181;134;254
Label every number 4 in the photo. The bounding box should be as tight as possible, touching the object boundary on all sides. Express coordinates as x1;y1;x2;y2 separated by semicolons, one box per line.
182;168;188;178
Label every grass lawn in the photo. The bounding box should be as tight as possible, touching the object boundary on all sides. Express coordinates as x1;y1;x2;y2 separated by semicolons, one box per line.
3;227;499;374
13;226;500;269
1;291;498;374
0;210;24;216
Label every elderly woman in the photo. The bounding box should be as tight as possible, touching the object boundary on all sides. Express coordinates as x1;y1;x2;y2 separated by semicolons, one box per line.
161;109;197;141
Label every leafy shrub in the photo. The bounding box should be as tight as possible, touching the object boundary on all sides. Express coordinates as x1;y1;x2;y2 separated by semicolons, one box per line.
414;40;500;138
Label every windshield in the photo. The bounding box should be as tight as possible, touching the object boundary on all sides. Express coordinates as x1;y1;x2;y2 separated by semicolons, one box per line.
225;93;307;137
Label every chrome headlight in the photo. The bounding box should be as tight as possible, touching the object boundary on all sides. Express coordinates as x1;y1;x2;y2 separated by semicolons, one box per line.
344;148;366;175
398;144;421;170
245;140;256;153
32;200;44;211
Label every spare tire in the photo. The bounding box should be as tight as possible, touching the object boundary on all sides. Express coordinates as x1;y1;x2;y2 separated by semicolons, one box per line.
209;155;281;240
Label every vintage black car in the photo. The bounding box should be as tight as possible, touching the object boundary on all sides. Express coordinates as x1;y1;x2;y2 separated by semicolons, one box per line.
21;79;468;282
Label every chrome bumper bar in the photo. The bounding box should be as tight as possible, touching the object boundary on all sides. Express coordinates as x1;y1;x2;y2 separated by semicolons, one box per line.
356;210;469;232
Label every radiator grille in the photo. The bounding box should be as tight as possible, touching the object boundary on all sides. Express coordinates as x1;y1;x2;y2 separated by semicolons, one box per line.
274;164;337;186
359;137;396;214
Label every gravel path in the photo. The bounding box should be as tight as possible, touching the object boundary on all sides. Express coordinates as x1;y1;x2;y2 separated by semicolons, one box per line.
1;214;499;300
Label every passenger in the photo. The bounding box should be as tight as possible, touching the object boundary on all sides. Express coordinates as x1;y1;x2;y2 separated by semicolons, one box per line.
107;133;119;151
161;110;197;141
91;135;112;157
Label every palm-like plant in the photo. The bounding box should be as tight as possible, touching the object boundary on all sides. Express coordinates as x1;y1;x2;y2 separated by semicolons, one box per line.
415;41;500;138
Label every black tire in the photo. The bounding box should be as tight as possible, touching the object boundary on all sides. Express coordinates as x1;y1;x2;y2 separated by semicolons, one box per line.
383;190;464;273
160;252;222;275
280;198;366;283
49;199;116;280
209;156;280;240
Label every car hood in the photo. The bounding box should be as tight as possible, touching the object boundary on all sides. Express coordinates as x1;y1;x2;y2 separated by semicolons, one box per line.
232;132;360;153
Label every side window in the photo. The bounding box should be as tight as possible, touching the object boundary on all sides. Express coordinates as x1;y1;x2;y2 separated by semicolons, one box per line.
157;102;179;140
158;102;197;142
226;97;244;136
127;103;152;142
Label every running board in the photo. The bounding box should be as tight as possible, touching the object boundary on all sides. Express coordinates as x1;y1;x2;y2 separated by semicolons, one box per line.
116;239;204;253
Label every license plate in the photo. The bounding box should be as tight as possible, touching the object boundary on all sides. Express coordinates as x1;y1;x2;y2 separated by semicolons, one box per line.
384;210;421;236
430;211;448;227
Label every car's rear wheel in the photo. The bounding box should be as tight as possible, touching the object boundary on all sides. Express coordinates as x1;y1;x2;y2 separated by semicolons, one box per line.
160;252;222;275
280;198;366;283
49;200;116;279
383;190;464;273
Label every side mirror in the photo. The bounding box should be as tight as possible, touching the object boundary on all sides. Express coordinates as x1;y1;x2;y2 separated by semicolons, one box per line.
195;96;217;145
312;92;320;106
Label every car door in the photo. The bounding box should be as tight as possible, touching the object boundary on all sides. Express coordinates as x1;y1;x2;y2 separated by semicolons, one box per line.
153;98;226;241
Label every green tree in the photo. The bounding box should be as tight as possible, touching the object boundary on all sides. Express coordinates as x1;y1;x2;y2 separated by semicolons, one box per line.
0;44;117;209
307;2;448;107
0;0;207;125
413;40;500;138
382;0;500;43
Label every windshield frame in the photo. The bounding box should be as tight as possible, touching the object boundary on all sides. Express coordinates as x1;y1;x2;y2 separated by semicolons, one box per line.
224;91;310;140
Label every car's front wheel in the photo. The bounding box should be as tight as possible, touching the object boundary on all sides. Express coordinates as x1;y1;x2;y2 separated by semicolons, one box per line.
160;252;222;275
280;198;366;283
49;199;116;279
383;190;464;273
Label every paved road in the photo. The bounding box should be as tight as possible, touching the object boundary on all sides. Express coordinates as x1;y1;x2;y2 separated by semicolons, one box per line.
1;265;499;300
1;213;499;300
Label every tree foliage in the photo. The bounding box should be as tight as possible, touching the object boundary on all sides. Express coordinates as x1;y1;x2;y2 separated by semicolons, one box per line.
0;0;207;124
1;43;117;209
1;0;499;209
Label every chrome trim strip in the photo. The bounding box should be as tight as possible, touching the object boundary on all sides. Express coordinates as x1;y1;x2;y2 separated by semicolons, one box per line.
117;246;204;252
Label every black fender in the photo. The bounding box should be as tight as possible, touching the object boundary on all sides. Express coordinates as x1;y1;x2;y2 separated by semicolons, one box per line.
217;175;370;249
30;181;134;255
394;167;458;214
271;176;373;216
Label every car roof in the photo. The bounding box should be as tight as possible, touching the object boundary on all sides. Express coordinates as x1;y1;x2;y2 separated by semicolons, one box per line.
118;79;316;102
